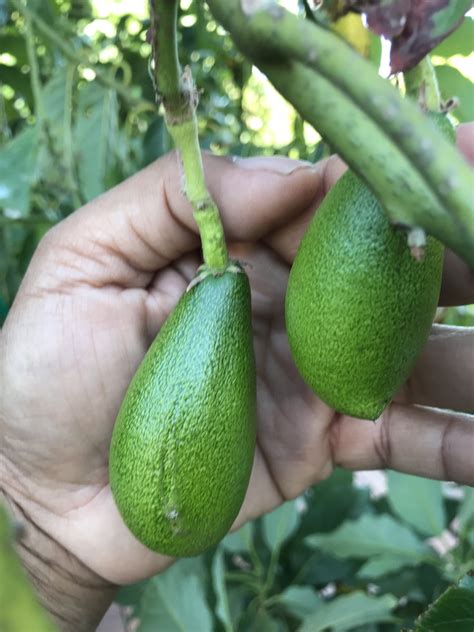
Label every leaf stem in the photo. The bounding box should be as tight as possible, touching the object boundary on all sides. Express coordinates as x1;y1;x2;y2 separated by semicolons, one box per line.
24;9;44;134
63;63;83;209
150;0;228;272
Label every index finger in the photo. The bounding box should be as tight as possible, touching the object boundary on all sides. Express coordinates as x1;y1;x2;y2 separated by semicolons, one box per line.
331;404;474;486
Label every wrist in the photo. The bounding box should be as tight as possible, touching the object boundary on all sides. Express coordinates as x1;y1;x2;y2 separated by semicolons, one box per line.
0;488;116;632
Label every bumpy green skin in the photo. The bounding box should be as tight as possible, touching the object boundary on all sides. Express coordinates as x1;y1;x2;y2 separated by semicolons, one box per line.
109;268;256;557
285;170;444;421
428;109;456;144
286;111;454;421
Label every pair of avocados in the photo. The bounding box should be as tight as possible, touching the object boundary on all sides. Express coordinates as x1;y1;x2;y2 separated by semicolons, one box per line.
109;112;454;557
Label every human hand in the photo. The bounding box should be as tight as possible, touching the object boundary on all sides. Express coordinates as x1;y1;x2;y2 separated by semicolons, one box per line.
1;126;473;629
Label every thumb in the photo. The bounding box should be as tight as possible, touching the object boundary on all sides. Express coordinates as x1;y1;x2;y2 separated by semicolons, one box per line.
32;152;321;290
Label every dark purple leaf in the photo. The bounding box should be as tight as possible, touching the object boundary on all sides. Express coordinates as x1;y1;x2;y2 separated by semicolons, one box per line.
334;0;471;72
364;0;411;38
390;0;471;72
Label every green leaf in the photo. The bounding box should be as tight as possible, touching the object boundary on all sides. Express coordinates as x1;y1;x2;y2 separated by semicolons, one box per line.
42;65;71;152
18;229;40;276
357;554;413;580
114;579;148;606
298;592;397;632
212;549;233;632
27;0;59;23
305;514;427;561
137;559;213;632
289;547;358;586
430;2;472;41
0;33;29;69
434;17;474;57
142;117;166;166
415;572;474;632
368;32;382;68
0;293;8;324
459;573;474;590
0;0;9;27
222;522;254;553
0;125;39;214
278;586;322;620
435;64;474;123
227;586;248;628
0;504;57;631
387;471;446;536
263;501;300;552
73;83;119;201
458;487;474;534
247;611;287;632
298;469;371;537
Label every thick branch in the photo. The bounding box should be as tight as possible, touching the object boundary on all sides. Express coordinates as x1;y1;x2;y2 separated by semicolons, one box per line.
150;0;228;272
149;0;185;113
207;0;474;267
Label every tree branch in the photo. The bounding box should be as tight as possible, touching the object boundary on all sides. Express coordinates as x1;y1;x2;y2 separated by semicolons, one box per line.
207;0;474;267
149;0;228;272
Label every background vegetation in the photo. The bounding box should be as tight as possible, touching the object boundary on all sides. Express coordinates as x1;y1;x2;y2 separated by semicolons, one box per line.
0;1;473;630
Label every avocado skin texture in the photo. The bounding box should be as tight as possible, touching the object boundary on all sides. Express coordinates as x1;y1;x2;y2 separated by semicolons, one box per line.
109;268;256;557
285;170;444;421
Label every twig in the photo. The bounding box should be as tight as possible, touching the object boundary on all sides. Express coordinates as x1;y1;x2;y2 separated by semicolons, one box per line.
63;63;83;209
24;11;44;133
149;0;228;272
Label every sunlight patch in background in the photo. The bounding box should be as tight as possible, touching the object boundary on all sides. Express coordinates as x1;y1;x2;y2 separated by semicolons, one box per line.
88;0;472;152
92;0;148;18
433;53;474;81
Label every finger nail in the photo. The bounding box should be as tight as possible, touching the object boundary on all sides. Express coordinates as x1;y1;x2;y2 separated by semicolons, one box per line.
233;155;317;175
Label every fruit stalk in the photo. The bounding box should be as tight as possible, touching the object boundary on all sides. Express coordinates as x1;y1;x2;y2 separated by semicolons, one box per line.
149;0;228;273
206;0;474;267
404;56;441;111
404;56;442;257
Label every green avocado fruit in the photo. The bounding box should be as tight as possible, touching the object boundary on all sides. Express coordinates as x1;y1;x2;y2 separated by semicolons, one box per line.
109;266;256;557
285;113;453;421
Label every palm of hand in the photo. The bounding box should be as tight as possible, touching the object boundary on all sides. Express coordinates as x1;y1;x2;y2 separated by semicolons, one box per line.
1;150;473;586
1;154;337;584
2;245;331;585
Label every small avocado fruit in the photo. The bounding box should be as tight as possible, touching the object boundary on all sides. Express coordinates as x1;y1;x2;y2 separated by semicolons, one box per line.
285;112;453;421
109;263;256;557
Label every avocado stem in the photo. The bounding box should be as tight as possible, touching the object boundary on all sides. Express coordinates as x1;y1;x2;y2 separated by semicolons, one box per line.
149;0;229;273
404;56;441;112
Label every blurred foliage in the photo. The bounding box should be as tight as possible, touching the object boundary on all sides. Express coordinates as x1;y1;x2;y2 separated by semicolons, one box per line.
1;0;313;313
116;469;474;631
0;2;473;630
